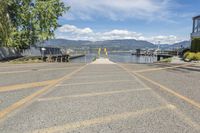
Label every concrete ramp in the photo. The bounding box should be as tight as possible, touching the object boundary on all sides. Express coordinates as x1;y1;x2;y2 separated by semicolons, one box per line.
91;58;115;64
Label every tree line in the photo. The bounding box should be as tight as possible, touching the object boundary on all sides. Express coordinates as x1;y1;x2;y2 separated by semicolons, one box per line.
0;0;69;49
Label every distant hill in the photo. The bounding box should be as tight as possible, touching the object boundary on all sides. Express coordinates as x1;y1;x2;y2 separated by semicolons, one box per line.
43;39;156;51
43;39;190;51
171;41;191;48
44;39;91;47
160;41;191;50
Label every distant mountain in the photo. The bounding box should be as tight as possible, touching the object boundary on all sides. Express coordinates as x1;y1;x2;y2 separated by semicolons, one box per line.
44;39;91;47
171;41;191;48
160;41;191;50
43;39;191;51
43;39;156;51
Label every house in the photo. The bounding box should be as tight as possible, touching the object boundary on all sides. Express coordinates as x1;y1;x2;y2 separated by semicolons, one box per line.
191;15;200;38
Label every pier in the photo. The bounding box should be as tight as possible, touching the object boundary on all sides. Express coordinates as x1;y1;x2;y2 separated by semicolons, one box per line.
132;49;178;61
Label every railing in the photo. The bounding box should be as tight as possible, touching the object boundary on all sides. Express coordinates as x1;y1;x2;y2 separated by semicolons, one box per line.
132;50;178;56
156;51;178;56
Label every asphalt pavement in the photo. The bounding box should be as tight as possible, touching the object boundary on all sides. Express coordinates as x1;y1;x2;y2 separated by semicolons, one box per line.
0;61;199;133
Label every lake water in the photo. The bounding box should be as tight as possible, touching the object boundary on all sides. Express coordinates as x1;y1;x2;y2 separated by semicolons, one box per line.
70;52;157;64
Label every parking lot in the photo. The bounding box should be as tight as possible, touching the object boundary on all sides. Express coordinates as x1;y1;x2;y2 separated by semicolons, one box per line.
0;62;199;133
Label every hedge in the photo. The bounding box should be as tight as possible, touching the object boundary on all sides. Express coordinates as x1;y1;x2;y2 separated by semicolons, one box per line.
191;38;200;52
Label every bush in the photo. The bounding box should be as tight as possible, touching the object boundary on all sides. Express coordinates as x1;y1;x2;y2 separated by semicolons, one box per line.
183;51;200;61
194;52;200;60
191;38;200;52
186;52;195;61
183;51;190;59
181;48;190;57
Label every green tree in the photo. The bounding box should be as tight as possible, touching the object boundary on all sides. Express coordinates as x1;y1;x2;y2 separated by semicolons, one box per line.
0;0;12;46
34;0;69;42
0;0;69;49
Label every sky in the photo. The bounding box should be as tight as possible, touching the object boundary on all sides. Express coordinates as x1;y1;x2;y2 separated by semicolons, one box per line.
55;0;200;44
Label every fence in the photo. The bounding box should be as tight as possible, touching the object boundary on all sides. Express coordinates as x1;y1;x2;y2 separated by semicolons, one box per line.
0;46;63;61
0;47;21;61
22;46;63;57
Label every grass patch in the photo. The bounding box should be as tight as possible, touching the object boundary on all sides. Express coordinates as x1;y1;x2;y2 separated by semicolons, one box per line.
8;56;43;64
160;58;172;63
93;56;97;61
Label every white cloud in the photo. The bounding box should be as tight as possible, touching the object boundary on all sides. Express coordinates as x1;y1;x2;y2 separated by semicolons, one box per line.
56;24;186;44
147;35;185;44
62;0;173;21
59;24;93;34
99;30;143;40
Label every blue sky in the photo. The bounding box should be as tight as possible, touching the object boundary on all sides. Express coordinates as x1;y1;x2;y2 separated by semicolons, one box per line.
55;0;200;44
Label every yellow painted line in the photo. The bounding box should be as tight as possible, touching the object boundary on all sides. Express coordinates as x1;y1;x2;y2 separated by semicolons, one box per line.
0;67;79;75
56;80;132;87
117;63;200;130
179;66;200;71
0;80;58;93
30;104;175;133
133;63;191;73
0;63;83;69
116;63;173;104
0;70;30;74
134;72;200;110
0;80;58;119
0;65;87;120
38;88;150;102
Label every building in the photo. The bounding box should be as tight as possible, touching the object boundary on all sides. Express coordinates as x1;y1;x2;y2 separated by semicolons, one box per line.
191;15;200;38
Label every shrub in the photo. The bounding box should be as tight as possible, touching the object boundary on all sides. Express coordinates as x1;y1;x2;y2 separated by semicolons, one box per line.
181;48;190;57
183;51;190;59
191;38;200;52
186;52;195;61
194;52;200;60
183;51;200;61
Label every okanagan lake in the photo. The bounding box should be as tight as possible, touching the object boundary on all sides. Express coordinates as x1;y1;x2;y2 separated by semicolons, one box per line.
70;52;157;64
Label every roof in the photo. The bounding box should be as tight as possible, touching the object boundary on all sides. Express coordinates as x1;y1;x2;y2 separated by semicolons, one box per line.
193;15;200;20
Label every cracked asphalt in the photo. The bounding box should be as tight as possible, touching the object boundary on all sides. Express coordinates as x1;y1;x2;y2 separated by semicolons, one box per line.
0;61;199;133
